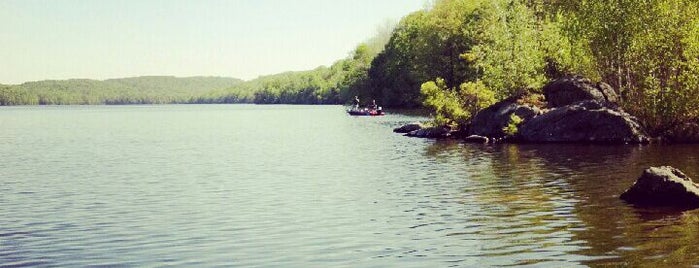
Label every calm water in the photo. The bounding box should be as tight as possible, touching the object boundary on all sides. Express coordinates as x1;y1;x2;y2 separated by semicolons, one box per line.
2;105;699;267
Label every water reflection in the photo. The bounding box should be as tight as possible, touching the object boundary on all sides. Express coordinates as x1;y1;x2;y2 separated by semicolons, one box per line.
4;105;699;267
423;142;699;266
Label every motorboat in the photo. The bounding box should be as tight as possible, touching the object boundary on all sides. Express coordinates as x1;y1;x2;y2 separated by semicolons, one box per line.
347;107;385;116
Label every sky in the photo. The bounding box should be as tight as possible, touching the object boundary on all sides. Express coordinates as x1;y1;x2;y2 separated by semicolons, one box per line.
0;0;426;84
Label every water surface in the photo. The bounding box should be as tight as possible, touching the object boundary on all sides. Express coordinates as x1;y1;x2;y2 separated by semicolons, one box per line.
2;105;699;267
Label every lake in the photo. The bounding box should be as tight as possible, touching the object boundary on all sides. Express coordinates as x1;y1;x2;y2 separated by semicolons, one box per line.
2;105;699;267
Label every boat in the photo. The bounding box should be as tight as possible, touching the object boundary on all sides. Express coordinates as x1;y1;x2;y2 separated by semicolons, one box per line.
347;107;385;116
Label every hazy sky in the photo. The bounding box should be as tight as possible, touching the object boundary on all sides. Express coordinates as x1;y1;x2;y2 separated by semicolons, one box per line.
0;0;426;84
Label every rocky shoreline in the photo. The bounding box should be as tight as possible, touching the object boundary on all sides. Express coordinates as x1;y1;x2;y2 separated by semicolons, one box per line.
396;76;659;144
393;77;699;209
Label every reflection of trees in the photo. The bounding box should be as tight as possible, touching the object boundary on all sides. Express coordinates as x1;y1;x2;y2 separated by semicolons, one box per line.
422;143;592;265
422;142;699;266
507;145;640;264
423;139;461;159
499;144;699;266
479;144;592;263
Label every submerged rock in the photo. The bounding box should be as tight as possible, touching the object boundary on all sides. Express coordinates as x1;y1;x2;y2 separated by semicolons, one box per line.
394;123;424;133
463;135;489;143
544;76;618;107
518;100;648;144
620;166;699;208
468;95;541;139
406;126;451;139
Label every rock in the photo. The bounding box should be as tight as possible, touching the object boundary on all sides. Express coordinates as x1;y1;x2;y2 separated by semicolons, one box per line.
518;100;648;144
597;82;619;104
464;135;489;143
620;166;699;208
394;123;424;133
664;121;699;143
406;126;451;139
543;76;619;107
450;128;470;139
468;95;542;139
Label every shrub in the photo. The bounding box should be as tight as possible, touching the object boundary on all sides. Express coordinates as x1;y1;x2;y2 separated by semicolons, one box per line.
502;114;524;137
421;78;496;127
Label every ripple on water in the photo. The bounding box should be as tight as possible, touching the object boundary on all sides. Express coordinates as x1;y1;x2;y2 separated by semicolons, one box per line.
3;106;699;267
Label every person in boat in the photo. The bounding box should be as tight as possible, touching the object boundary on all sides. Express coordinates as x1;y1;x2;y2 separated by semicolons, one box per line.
370;99;377;110
354;96;361;109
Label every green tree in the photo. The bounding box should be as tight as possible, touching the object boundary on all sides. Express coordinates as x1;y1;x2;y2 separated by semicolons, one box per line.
421;78;496;126
467;0;548;98
552;0;699;134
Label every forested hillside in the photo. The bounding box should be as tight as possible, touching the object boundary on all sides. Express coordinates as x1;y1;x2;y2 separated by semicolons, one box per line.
0;76;242;105
197;22;395;106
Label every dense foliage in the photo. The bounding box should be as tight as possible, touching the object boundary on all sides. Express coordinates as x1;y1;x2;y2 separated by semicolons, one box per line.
421;78;496;126
552;0;699;134
379;0;699;136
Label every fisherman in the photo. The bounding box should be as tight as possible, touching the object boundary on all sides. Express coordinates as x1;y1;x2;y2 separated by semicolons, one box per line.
354;96;361;109
370;99;378;110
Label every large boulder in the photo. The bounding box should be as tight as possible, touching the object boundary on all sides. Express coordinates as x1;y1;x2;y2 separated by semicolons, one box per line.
406;126;451;139
394;123;424;133
544;76;618;107
518;100;648;144
468;95;542;139
620;166;699;208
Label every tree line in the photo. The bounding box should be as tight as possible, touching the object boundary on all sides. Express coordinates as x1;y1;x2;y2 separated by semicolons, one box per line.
0;76;243;105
